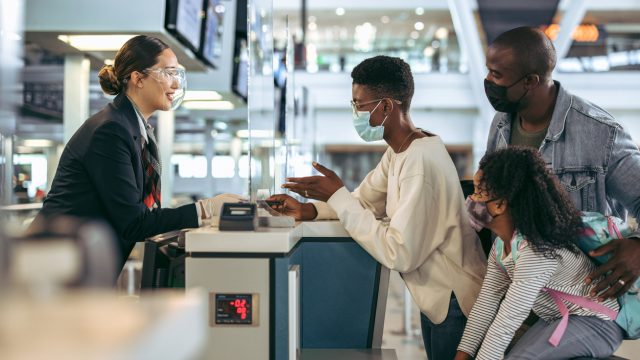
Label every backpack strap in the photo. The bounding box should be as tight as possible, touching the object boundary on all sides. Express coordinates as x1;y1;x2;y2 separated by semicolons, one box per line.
607;216;623;239
541;288;618;347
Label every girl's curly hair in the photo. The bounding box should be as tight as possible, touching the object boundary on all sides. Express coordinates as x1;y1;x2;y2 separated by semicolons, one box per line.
479;146;583;258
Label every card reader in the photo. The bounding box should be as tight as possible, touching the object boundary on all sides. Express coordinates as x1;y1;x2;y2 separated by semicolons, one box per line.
219;203;257;231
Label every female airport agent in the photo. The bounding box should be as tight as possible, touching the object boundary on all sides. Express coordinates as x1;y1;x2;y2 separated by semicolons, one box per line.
269;56;487;360
37;35;239;274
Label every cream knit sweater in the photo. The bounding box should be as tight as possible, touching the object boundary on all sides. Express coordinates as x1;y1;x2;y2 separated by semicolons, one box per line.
314;136;487;323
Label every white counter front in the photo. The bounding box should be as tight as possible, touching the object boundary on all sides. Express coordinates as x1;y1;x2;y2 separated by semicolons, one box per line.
185;220;350;253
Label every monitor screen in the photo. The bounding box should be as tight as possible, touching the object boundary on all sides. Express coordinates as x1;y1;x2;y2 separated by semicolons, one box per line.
232;39;248;101
199;0;224;67
165;0;204;53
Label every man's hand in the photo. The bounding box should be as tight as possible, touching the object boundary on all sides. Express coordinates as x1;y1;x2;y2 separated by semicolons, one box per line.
281;162;344;202
267;194;318;221
586;237;640;300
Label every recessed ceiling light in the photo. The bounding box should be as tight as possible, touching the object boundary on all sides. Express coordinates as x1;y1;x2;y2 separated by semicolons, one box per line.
415;7;425;16
414;21;425;31
57;34;136;51
183;91;223;101
23;139;54;147
435;27;449;40
336;8;345;16
236;130;274;138
182;101;235;111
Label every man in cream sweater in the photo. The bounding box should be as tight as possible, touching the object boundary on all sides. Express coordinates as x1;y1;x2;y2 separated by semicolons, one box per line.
269;56;486;360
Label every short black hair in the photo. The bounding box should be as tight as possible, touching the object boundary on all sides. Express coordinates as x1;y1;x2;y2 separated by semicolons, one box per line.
351;56;414;113
491;26;556;80
479;146;582;259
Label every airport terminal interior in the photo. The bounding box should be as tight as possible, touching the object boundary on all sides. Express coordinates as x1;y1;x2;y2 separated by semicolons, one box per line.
2;0;640;359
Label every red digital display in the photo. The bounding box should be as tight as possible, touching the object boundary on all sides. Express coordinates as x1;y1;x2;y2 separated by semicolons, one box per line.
215;294;254;325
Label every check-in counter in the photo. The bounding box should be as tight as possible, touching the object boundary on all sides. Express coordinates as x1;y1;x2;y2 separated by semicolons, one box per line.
184;221;391;360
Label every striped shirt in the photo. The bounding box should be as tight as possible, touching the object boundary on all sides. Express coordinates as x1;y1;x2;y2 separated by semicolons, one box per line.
457;234;619;359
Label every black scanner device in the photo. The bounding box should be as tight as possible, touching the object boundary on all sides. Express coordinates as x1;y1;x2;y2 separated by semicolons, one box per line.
219;203;257;231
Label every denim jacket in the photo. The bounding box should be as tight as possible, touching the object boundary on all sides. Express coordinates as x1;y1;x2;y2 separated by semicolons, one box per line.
485;81;640;224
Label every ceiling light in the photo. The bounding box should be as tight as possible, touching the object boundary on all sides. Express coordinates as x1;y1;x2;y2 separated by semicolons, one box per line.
336;8;345;16
308;22;317;31
407;39;416;47
182;101;235;111
214;122;228;131
410;31;420;39
57;34;136;51
22;139;54;147
435;27;449;40
183;90;223;101
423;46;435;57
415;7;425;16
104;59;114;66
414;22;424;31
236;130;274;138
380;16;390;24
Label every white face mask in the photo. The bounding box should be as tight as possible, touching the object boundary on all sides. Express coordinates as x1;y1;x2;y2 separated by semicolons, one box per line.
352;100;388;142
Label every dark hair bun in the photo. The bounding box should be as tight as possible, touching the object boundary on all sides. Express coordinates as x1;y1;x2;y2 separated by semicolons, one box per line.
98;64;120;95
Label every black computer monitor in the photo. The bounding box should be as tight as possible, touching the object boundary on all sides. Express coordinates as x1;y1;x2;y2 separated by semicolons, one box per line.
198;0;223;68
165;0;204;54
141;230;187;289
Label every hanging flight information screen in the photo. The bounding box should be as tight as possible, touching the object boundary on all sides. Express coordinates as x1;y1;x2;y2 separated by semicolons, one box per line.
213;293;258;326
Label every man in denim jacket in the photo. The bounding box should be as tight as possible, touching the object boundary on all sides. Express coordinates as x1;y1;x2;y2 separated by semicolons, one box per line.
484;27;640;299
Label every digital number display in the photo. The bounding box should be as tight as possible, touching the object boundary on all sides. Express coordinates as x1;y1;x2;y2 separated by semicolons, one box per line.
215;294;254;325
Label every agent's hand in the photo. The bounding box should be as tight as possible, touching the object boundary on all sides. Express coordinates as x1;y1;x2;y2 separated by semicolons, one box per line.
281;162;344;202
586;237;640;300
198;193;247;220
267;194;318;221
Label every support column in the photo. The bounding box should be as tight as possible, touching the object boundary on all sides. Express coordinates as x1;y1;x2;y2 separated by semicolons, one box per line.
63;54;90;144
2;136;14;205
0;0;24;205
157;111;175;207
554;0;588;62
44;144;64;192
448;0;495;169
204;119;216;198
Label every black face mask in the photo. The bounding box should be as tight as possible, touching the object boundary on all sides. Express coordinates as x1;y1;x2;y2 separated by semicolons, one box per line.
484;75;529;113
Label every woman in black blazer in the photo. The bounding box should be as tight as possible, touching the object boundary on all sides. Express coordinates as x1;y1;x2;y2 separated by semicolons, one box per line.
37;35;238;273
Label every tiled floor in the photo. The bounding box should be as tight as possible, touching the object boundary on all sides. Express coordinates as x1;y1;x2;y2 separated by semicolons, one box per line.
382;271;427;360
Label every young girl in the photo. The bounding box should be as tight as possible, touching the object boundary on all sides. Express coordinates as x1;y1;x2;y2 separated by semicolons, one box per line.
455;146;624;360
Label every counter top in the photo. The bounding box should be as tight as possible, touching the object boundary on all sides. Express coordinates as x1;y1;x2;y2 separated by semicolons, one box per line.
0;289;207;360
185;220;350;253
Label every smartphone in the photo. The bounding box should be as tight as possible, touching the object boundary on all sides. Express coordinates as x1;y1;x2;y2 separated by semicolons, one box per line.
264;200;284;207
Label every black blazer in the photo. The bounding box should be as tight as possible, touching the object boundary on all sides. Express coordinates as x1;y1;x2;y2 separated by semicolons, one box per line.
40;94;198;268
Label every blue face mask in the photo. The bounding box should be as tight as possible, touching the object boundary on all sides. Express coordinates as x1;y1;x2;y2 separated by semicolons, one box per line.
352;100;388;142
